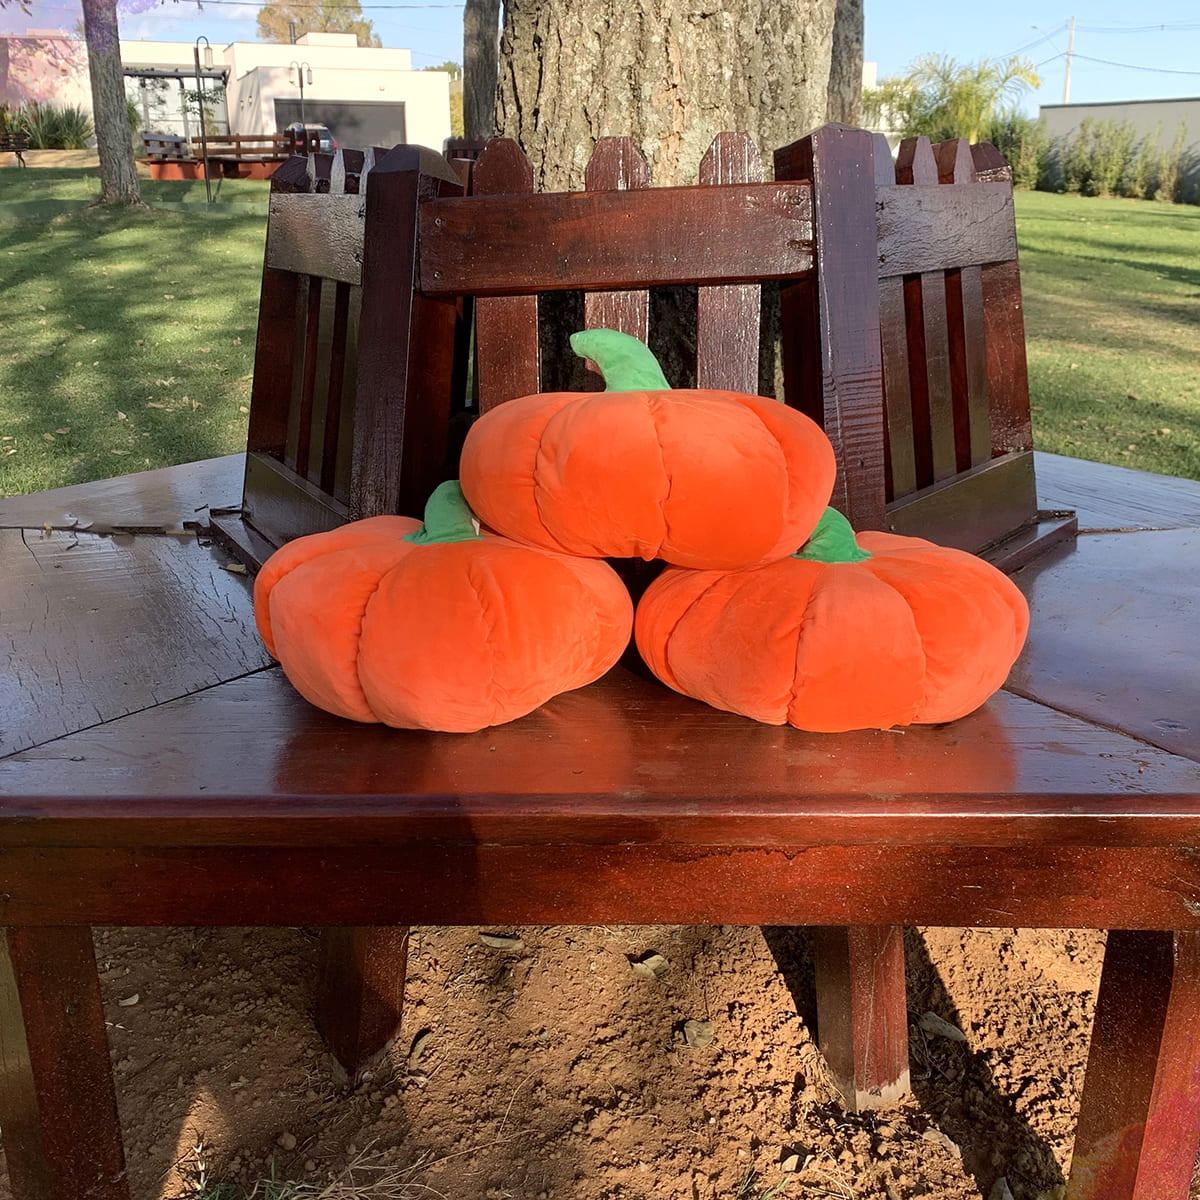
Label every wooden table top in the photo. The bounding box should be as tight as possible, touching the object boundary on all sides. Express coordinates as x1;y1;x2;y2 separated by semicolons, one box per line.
1;453;1197;853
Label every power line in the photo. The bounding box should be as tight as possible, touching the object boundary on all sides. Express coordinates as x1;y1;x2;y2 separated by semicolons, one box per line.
1068;51;1200;76
998;25;1067;60
1075;22;1200;34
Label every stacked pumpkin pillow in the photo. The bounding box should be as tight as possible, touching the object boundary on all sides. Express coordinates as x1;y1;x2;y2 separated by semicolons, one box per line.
255;329;1029;733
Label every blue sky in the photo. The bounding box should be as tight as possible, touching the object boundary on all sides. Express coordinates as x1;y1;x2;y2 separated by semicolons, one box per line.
4;0;1199;114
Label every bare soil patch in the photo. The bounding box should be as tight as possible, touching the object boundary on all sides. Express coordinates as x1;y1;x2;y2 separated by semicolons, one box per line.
0;924;1139;1198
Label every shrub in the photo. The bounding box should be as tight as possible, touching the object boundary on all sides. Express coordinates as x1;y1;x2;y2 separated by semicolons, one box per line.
1154;122;1188;203
982;113;1047;190
11;101;94;150
1040;118;1194;204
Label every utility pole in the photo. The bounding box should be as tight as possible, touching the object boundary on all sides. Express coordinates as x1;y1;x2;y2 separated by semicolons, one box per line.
1062;15;1075;104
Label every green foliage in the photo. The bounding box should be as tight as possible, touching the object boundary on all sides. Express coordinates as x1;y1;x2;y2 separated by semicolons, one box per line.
9;102;95;150
980;113;1047;191
255;0;381;48
1041;120;1193;204
863;54;1040;144
423;60;463;79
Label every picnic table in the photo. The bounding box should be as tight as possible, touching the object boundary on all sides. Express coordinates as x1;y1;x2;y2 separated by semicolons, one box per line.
1;128;1198;1199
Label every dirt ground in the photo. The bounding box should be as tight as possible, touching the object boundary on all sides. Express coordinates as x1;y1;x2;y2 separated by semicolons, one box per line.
1;922;1156;1199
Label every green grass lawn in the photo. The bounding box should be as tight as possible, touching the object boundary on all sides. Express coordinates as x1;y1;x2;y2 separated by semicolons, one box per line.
1;171;1197;498
0;170;267;495
1016;190;1200;479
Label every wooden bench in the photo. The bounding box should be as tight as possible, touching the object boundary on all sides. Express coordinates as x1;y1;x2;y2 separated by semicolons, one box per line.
140;131;317;181
1;125;1198;1200
0;130;30;167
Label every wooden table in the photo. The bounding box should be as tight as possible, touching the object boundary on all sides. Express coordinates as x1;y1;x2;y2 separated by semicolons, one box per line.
1;451;1198;1199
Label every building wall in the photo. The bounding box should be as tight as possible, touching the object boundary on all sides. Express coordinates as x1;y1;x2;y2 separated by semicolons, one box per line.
1039;97;1198;153
2;31;449;152
229;61;448;149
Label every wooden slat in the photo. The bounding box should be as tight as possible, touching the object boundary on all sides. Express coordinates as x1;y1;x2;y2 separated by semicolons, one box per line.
292;275;323;476
583;137;651;344
981;257;1035;456
349;144;464;521
812;926;910;1111
332;287;363;505
7;841;1200;929
970;143;1034;458
248;265;304;461
0;927;129;1199
0;528;273;758
299;274;343;483
1007;526;1200;764
0;455;244;533
319;281;352;493
875;183;1017;277
884;450;1038;552
935;139;991;470
264;193;365;286
243;451;347;545
1035;452;1200;532
776;124;886;531
696;133;763;393
469;138;541;411
1068;931;1200;1200
873;132;916;500
897;137;956;484
420;182;814;296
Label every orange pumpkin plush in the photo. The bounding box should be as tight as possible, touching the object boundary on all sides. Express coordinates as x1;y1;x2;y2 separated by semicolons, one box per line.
459;329;837;570
635;507;1029;733
255;482;633;733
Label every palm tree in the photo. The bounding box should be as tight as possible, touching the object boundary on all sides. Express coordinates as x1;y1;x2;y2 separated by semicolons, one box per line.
865;55;1041;145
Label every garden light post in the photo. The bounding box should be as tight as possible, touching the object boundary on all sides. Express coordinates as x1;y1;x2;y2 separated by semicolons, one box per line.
290;60;313;128
193;35;213;205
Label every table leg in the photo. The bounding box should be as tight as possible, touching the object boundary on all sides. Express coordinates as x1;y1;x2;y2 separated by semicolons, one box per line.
811;924;910;1111
1068;929;1200;1200
0;927;128;1200
316;926;409;1076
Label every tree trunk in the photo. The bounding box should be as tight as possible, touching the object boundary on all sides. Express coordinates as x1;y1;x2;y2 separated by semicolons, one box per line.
497;0;841;189
81;0;142;207
463;0;502;142
826;0;864;125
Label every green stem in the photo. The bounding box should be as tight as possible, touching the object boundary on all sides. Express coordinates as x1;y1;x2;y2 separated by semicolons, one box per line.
403;481;482;545
793;507;873;564
569;328;671;392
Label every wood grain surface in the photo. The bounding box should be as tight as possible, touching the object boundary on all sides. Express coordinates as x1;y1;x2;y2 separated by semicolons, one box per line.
419;183;814;295
2;670;1196;840
1035;452;1200;531
0;529;273;757
0;455;244;532
1009;527;1200;762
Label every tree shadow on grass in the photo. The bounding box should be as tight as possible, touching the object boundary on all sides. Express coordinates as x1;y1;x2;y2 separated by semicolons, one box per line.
0;206;264;493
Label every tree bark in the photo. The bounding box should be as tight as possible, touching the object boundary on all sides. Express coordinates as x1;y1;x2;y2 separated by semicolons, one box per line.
497;0;842;189
463;0;502;142
81;0;142;207
826;0;863;125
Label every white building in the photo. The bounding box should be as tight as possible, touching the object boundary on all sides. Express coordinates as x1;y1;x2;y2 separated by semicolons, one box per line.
122;32;450;152
0;30;451;154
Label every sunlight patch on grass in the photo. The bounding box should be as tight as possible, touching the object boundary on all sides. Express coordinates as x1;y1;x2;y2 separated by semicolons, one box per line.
1015;190;1200;479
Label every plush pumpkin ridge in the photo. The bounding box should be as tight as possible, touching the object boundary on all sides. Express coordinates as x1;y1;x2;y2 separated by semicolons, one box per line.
560;328;797;561
357;483;489;724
